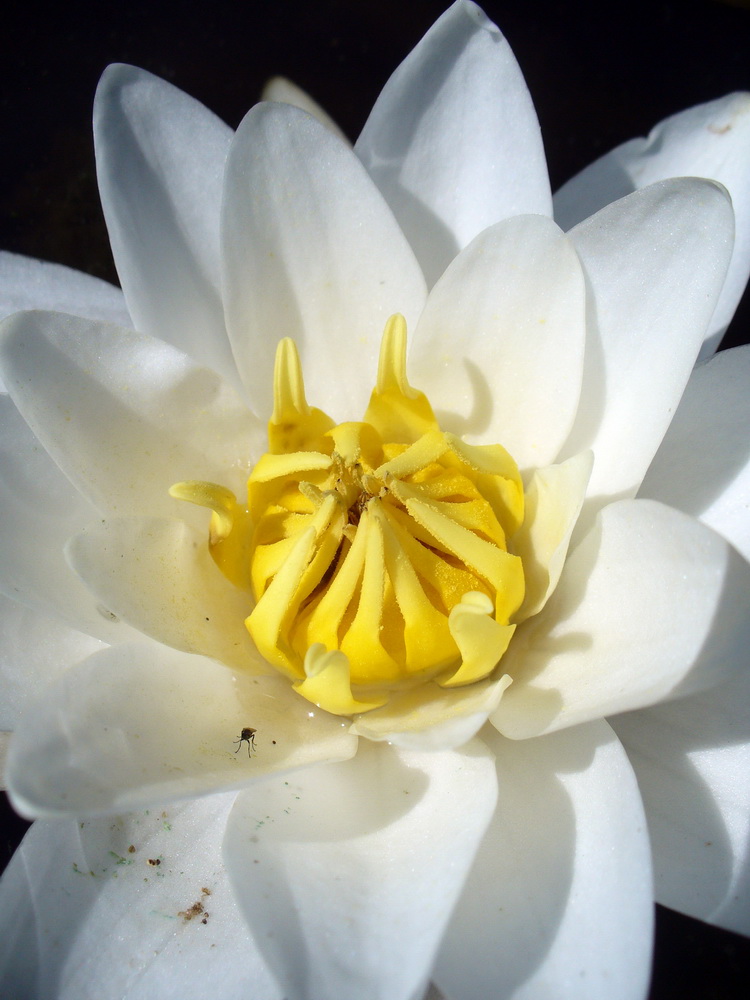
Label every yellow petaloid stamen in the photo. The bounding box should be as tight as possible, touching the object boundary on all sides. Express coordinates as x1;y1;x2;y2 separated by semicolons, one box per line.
172;315;526;716
169;480;252;589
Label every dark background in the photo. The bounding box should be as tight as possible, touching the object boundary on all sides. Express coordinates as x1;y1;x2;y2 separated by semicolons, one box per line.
1;0;749;996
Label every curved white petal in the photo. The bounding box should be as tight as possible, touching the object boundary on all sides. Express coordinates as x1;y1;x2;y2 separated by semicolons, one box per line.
222;101;427;421
0;250;131;392
0;310;264;520
261;76;348;142
350;672;512;751
639;345;750;563
0;393;139;643
0;250;131;326
0;795;284;1000
355;0;551;287
94;64;238;384
554;93;750;357
6;643;358;819
492;499;750;739
611;663;750;937
67;516;262;671
0;594;105;729
560;179;734;504
434;720;652;1000
223;738;497;1000
412;215;586;466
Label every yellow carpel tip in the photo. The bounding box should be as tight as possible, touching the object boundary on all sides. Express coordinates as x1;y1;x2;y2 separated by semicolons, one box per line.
272;337;309;423
377;314;410;395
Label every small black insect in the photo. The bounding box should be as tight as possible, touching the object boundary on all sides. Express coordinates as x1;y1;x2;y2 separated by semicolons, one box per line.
233;727;257;757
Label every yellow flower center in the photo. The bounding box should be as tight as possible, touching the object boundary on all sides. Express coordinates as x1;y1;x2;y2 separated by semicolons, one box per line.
171;315;525;717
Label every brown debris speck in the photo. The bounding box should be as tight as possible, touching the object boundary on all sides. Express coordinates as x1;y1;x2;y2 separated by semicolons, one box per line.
147;858;161;867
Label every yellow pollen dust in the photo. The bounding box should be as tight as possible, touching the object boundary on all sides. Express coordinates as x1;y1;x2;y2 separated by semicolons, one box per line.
171;315;525;717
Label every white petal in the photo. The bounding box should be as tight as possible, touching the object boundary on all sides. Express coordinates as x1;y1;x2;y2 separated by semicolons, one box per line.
435;720;652;1000
0;250;130;326
349;673;512;751
560;179;734;503
67;515;262;671
222;102;427;421
0;795;284;1000
0;310;264;520
554;93;750;357
639;345;750;563
223;738;497;1000
491;499;750;739
261;76;348;142
612;663;750;937
411;215;586;466
6;642;357;818
94;64;239;384
0;594;105;729
514;451;593;619
0;393;139;643
355;0;551;287
0;250;130;392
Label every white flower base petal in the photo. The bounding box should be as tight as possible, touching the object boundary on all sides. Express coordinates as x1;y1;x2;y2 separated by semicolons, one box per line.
0;794;284;1000
492;499;750;739
561;179;734;502
7;642;358;818
94;64;239;385
554;92;750;357
639;345;750;563
67;515;263;671
0;310;264;520
355;0;551;287
0;594;105;729
223;739;497;1000
0;394;139;643
434;720;653;1000
612;665;750;937
412;215;585;466
222;101;427;422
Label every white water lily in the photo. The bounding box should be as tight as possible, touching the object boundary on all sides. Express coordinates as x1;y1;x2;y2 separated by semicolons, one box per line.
1;2;750;998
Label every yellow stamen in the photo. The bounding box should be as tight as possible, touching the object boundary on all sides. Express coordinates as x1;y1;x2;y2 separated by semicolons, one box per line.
171;316;527;718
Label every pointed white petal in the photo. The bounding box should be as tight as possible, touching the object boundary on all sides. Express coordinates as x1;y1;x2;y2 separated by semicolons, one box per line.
0;393;139;643
67;516;261;671
435;721;652;1000
0;310;264;520
0;795;284;1000
223;738;497;1000
261;76;348;142
561;179;734;503
639;345;750;563
0;594;105;729
222;101;427;421
94;64;238;383
492;499;750;739
7;643;357;818
554;93;750;356
355;0;551;287
412;215;585;466
612;664;750;937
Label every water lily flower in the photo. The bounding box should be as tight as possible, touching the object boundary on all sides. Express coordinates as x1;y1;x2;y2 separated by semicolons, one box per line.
1;2;750;998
